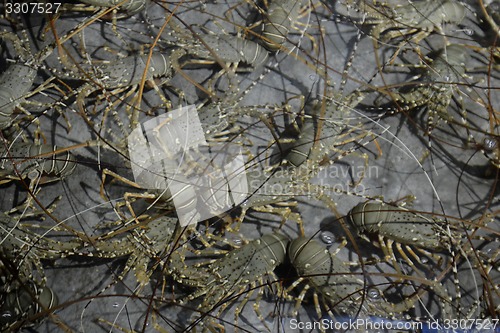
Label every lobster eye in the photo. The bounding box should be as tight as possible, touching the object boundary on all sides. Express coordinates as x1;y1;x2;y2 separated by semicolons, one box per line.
367;287;382;300
483;137;497;152
0;311;13;321
319;230;335;245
